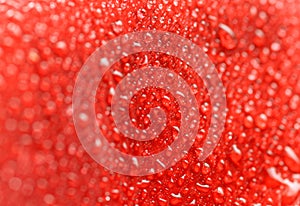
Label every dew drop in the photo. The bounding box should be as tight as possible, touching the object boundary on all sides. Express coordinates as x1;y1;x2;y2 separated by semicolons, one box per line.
218;23;238;50
8;177;22;191
244;115;254;128
55;41;68;56
253;29;265;47
0;74;6;90
28;49;40;63
137;8;146;19
79;113;88;122
271;42;281;52
170;193;183;205
100;57;109;67
202;162;211;174
112;20;123;34
44;194;55;204
213;186;225;204
230;144;242;163
137;179;150;189
289;94;299;110
255;113;268;130
195;182;210;193
283;146;300;172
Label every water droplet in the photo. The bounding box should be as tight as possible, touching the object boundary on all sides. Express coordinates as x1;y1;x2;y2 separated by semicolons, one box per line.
202;162;211;174
79;113;88;122
100;57;109;67
170;193;183;205
283;146;300;172
5;118;17;131
213;186;225;204
255;113;268;130
253;29;265;47
289;94;299;110
137;8;146;19
112;20;123;34
28;49;40;63
244;115;254;128
55;41;68;56
44;194;55;204
230;144;242;163
8;177;22;191
137;179;150;188
271;42;281;52
218;23;238;50
195;182;210;193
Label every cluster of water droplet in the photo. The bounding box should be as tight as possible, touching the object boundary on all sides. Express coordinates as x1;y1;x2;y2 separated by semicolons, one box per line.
0;0;299;205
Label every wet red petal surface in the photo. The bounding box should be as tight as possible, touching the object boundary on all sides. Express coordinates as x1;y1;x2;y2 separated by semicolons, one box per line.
0;0;300;205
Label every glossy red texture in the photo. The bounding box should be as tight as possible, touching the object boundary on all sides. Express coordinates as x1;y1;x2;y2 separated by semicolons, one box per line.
0;0;300;205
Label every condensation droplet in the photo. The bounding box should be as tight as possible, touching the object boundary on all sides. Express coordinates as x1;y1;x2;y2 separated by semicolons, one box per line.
255;113;268;130
244;115;254;128
8;177;22;191
271;42;281;52
253;29;265;47
218;23;238;50
44;194;55;204
289;94;299;110
112;20;123;34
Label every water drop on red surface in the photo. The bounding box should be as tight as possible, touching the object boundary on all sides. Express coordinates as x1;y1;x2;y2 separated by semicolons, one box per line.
201;162;211;174
0;0;300;205
289;94;299;110
112;20;123;34
271;41;281;52
213;187;225;204
230;144;242;164
253;29;266;47
27;49;40;63
218;23;238;50
283;146;300;173
255;113;268;130
169;193;183;205
195;182;210;193
244;115;254;128
44;194;55;204
54;41;68;56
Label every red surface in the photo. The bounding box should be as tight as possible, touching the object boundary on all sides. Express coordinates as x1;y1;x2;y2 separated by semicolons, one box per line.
0;0;300;205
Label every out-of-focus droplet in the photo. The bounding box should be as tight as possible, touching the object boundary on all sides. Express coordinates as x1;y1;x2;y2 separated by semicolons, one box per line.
54;41;68;56
0;74;6;90
256;11;268;28
255;113;268;130
271;42;281;52
289;94;299;110
28;49;40;63
8;177;22;191
253;29;265;47
244;115;254;128
44;194;55;204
